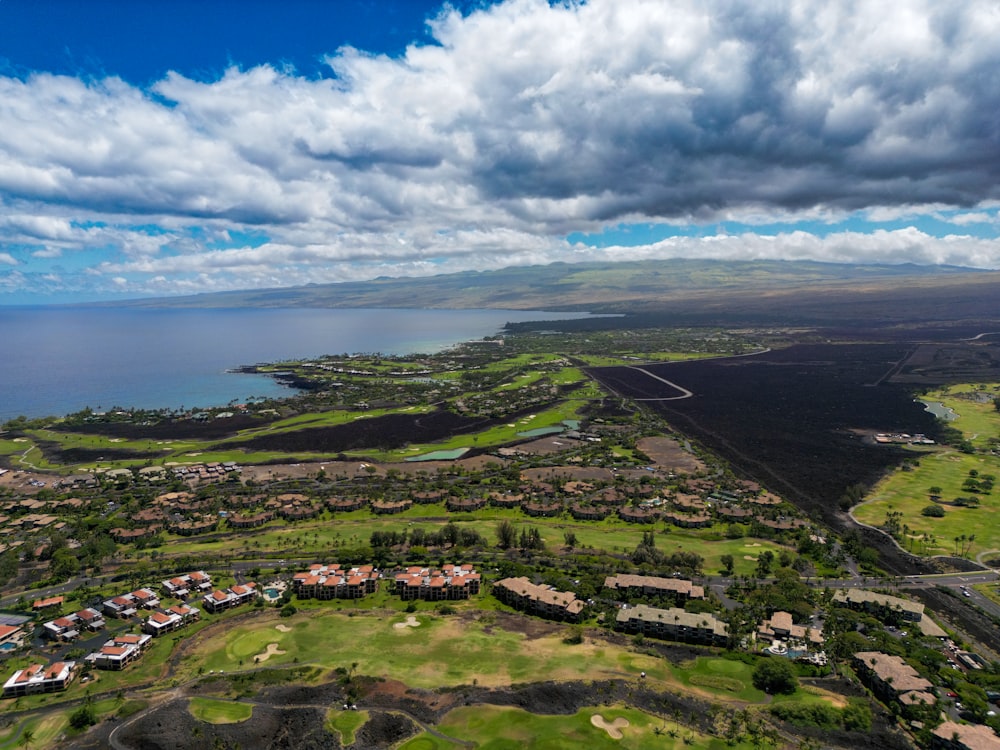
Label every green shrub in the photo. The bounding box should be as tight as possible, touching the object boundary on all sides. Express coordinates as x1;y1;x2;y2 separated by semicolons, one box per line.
69;703;97;729
770;702;839;728
921;504;945;517
563;625;584;645
752;657;798;695
842;699;872;731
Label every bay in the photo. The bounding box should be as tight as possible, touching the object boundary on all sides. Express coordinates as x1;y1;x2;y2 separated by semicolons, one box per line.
0;307;592;422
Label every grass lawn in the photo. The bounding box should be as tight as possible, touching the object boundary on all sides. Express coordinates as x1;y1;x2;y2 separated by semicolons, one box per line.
327;709;369;745
399;704;757;750
182;610;675;690
675;657;766;703
188;697;253;724
0;712;69;749
180;610;814;716
854;384;1000;561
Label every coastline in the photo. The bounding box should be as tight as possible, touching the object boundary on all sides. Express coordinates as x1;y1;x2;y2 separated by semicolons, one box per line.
0;307;595;423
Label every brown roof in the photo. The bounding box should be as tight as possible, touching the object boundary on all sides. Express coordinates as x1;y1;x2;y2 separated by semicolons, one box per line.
933;721;1000;750
854;651;933;693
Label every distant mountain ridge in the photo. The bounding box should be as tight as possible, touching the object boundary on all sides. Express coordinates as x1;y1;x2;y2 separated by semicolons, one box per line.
97;259;994;320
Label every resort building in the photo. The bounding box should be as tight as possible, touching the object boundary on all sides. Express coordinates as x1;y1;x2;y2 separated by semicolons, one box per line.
615;604;728;646
832;590;924;623
142;604;200;637
371;500;412;515
757;611;824;648
932;721;1000;750
852;651;935;707
31;596;64;612
603;574;704;601
0;623;26;650
202;583;259;613
42;608;106;641
88;634;153;671
394;565;481;601
492;577;585;622
292;564;379;600
3;662;77;698
161;571;212;599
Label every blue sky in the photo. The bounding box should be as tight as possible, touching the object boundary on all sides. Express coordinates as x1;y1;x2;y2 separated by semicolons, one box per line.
1;0;999;303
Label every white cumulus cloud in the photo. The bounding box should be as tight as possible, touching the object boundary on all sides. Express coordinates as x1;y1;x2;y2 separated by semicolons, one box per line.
1;0;1000;299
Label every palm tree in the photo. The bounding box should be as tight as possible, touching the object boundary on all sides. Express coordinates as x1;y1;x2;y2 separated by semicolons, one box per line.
19;728;34;749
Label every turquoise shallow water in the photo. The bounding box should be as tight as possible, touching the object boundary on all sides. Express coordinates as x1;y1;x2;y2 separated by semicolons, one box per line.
404;448;470;462
516;426;565;437
0;307;594;421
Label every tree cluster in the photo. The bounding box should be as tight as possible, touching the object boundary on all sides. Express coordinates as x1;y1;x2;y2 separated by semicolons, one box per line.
370;522;486;550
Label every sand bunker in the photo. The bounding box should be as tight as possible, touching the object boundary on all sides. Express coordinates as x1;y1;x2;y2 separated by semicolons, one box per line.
275;624;292;633
591;715;630;739
744;555;757;560
393;615;421;630
254;643;286;662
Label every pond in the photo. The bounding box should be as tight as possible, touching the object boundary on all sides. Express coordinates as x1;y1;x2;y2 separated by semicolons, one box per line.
919;400;958;421
405;448;470;462
516;426;566;438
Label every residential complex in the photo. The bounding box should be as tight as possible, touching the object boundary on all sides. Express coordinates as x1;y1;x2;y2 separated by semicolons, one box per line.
853;651;936;708
394;565;481;601
756;611;824;648
142;603;201;637
492;577;584;622
161;571;213;599
202;583;259;614
43;608;106;641
833;589;924;622
87;633;153;671
615;604;728;646
103;588;161;619
292;564;379;600
603;573;704;601
3;662;76;698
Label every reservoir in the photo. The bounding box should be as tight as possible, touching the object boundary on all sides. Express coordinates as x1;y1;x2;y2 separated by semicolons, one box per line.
919;400;958;421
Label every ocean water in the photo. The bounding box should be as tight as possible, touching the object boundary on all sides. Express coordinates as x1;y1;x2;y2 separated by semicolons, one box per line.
0;307;590;421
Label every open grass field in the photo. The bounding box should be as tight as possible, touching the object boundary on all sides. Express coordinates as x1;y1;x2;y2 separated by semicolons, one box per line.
399;704;756;750
181;610;676;690
854;384;1000;561
188;697;253;724
179;610;827;715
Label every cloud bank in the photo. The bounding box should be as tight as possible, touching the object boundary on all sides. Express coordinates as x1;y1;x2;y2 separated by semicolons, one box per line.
2;0;999;299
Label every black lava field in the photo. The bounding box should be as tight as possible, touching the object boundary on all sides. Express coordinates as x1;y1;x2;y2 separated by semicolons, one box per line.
588;343;940;527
